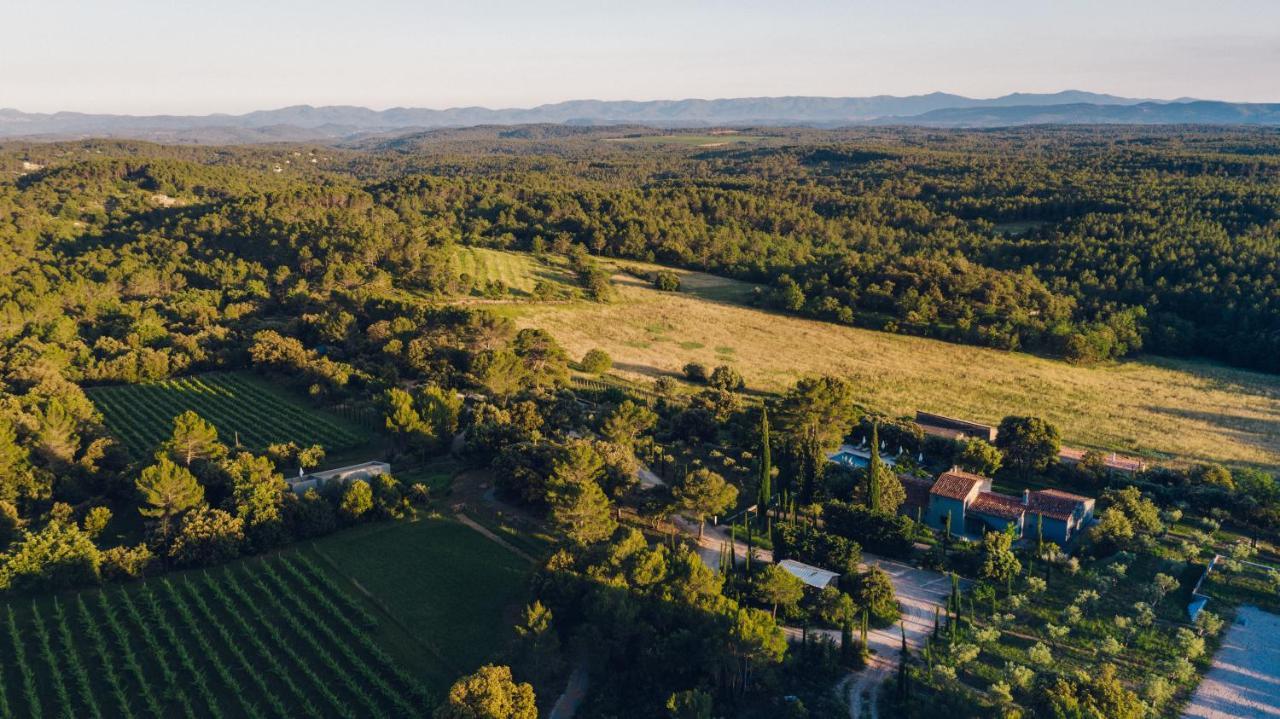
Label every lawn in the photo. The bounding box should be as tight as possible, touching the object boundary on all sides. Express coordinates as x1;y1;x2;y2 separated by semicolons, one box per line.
86;371;372;460
397;457;466;496
500;261;1280;471
309;518;533;684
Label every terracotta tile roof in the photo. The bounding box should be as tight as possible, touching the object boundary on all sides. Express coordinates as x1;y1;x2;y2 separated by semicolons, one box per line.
1027;490;1081;521
900;475;934;510
930;470;985;500
1036;488;1090;503
970;491;1026;521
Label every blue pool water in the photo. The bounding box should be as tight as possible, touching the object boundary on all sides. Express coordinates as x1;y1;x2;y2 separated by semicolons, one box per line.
830;451;869;469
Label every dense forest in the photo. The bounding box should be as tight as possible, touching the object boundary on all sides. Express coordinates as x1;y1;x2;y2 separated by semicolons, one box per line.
2;126;1279;717
11;125;1279;372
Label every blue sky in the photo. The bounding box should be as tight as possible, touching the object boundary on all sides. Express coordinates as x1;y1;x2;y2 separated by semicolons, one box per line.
3;0;1278;113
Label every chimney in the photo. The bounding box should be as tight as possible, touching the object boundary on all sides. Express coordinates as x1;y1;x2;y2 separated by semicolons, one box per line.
1022;489;1030;506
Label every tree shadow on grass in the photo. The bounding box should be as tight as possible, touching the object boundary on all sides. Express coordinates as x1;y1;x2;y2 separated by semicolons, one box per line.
1142;404;1280;469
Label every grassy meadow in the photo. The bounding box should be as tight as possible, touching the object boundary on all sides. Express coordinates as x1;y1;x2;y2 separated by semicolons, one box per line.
465;251;1280;471
450;246;577;296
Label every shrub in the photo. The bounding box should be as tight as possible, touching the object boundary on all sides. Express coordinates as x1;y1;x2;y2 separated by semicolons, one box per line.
580;349;612;375
683;362;708;383
0;520;101;591
653;271;681;292
101;544;154;581
82;506;112;538
1028;642;1053;667
169;507;245;568
340;480;374;521
852;566;898;627
823;501;915;559
708;365;745;392
289;488;337;537
773;522;862;575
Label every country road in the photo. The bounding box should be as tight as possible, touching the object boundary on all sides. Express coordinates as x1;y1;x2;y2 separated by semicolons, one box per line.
674;513;954;718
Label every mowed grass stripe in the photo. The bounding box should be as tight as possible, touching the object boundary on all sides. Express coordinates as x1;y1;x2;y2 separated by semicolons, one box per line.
451;246;578;297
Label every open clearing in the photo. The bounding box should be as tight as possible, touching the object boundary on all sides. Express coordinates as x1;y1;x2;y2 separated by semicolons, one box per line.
495;259;1280;470
86;371;372;459
1183;606;1280;719
310;517;532;684
451;246;577;296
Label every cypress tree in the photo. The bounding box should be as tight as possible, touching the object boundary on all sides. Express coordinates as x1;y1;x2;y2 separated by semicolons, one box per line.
867;423;882;513
897;621;909;700
841;621;854;666
1036;512;1044;556
758;407;772;525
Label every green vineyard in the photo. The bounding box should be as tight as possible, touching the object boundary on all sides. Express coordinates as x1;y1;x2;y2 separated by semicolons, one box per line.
86;372;373;459
0;554;431;719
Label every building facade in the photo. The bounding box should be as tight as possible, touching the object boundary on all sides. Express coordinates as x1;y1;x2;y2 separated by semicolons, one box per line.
917;469;1095;543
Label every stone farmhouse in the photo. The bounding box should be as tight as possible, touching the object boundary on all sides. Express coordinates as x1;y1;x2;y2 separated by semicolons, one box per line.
906;468;1095;544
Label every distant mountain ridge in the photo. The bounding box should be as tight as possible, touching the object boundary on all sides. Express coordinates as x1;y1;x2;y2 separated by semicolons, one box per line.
3;91;1278;143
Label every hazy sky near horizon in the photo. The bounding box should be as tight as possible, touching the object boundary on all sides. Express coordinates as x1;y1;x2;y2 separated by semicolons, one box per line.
4;0;1279;114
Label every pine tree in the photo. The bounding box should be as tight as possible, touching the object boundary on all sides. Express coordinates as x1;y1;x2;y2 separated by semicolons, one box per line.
757;407;772;527
673;468;738;540
867;423;882;513
164;410;226;468
136;456;205;539
545;443;616;545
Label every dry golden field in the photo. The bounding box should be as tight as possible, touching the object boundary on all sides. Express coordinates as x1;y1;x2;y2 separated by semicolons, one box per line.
498;259;1280;471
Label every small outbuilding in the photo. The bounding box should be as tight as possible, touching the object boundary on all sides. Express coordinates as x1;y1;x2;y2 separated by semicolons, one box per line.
288;461;390;495
776;559;841;589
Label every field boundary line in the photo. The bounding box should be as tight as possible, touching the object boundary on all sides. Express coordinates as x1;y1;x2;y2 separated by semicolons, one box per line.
454;513;536;564
307;542;459;675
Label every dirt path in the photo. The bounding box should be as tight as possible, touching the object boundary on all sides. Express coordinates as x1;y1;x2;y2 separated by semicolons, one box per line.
673;513;774;570
454;513;536;563
1183;605;1280;719
548;664;590;719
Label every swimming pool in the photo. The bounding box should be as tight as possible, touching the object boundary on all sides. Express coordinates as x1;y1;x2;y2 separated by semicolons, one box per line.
830;451;869;469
